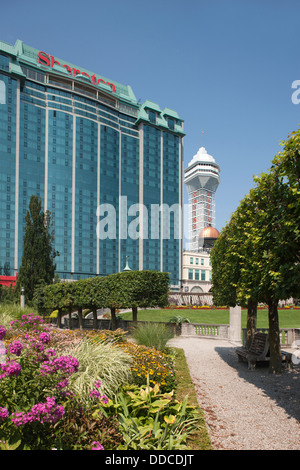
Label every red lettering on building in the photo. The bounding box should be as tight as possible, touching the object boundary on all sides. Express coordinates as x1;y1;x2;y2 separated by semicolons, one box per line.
38;51;50;66
51;56;61;68
73;68;81;77
192;191;197;230
107;82;116;93
63;64;72;74
37;51;116;93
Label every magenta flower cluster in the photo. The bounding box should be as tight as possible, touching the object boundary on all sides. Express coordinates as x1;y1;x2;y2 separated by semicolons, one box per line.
89;379;108;404
10;313;45;330
0;326;6;341
9;340;23;357
0;407;9;420
11;397;64;426
40;355;79;377
38;332;51;344
0;319;105;450
0;359;21;380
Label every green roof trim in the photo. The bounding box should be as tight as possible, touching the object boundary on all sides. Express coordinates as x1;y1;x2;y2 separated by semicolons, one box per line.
0;39;184;131
136;100;184;135
0;40;17;58
162;107;184;122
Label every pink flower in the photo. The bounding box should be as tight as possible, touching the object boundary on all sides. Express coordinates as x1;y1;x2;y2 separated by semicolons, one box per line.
101;395;109;404
0;326;6;340
11;397;64;426
9;341;23;357
89;389;101;399
39;332;51;344
91;441;104;450
40;355;79;377
0;359;21;379
0;407;9;420
56;378;69;389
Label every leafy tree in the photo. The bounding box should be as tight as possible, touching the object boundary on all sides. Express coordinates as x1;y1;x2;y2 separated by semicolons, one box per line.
211;128;300;373
17;195;59;301
211;203;258;348
38;270;170;331
81;276;109;330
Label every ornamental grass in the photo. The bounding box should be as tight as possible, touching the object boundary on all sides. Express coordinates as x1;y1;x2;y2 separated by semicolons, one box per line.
131;322;174;351
63;339;133;401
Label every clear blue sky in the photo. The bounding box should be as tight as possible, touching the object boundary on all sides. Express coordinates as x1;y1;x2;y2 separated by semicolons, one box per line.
2;0;300;231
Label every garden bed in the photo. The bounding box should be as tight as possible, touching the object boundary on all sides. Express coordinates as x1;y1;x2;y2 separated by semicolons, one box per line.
0;309;211;450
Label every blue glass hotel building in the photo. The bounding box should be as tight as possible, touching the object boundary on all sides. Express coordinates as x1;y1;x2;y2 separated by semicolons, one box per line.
0;40;184;288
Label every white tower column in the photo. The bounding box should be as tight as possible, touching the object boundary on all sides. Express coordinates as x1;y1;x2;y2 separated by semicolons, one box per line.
184;147;220;251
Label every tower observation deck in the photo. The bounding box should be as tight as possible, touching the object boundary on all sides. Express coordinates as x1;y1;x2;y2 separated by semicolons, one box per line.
184;147;220;251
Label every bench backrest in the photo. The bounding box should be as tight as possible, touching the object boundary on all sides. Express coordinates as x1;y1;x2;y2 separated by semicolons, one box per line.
249;332;269;356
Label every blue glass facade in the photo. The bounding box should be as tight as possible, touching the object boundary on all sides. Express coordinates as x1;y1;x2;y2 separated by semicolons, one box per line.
0;40;184;288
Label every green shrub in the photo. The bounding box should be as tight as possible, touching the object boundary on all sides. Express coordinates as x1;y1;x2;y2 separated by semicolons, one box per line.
132;322;174;350
169;315;190;324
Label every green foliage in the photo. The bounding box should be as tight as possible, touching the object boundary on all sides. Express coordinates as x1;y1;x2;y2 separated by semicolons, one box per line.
0;285;19;304
168;315;191;324
17;195;58;301
98;379;200;450
38;270;170;329
210;127;300;373
132;322;174;350
49;398;123;450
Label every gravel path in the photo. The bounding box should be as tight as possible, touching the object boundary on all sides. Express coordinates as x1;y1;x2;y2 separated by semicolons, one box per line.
168;336;300;450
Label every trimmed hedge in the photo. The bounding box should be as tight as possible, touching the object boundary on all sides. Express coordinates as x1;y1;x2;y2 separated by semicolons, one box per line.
35;271;170;330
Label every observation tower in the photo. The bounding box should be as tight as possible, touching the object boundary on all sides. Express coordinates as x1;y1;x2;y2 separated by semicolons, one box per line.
184;147;220;251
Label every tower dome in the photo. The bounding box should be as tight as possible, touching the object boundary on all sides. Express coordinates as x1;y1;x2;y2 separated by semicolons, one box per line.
199;225;220;239
198;224;219;251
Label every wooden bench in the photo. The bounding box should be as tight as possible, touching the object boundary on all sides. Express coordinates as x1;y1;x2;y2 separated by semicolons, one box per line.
236;332;270;370
236;331;293;370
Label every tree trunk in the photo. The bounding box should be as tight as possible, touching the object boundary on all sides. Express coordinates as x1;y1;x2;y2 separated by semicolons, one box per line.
110;307;117;331
78;307;83;330
57;308;62;329
92;307;97;330
268;299;282;374
246;299;257;348
132;306;138;325
68;307;72;330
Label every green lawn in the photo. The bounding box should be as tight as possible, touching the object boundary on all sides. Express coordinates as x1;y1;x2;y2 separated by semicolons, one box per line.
120;308;300;329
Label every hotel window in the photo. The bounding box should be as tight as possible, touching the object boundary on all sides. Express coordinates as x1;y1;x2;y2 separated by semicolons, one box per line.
188;269;193;280
190;257;193;264
148;110;156;124
0;54;9;72
195;258;199;265
167;118;175;130
201;258;204;266
201;270;206;281
195;269;199;280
